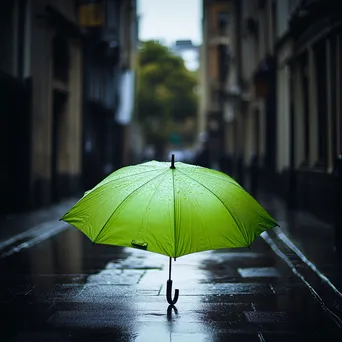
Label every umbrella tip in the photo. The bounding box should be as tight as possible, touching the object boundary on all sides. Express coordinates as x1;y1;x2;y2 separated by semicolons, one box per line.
170;154;175;169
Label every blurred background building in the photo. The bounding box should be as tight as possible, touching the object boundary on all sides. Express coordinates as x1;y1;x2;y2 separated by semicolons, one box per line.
0;0;138;215
200;0;342;223
200;0;231;169
171;39;200;71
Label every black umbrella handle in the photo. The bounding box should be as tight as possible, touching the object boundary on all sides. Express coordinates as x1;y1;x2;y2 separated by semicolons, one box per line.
166;279;179;305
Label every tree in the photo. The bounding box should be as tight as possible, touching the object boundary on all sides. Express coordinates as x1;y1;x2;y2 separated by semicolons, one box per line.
136;41;198;159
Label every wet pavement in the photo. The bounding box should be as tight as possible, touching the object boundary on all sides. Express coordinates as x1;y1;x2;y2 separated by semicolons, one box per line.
0;198;78;256
257;192;341;289
256;191;342;323
1;223;342;341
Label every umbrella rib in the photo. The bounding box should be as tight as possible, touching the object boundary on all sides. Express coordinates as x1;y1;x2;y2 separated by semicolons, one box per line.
92;170;169;244
183;168;243;189
172;168;176;258
185;169;277;227
138;171;170;249
85;168;167;194
177;169;249;245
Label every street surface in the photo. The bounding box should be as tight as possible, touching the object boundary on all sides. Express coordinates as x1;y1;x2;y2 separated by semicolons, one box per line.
1;225;342;341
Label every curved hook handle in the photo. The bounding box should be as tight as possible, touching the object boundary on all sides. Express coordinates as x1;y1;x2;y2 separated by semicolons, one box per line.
166;279;179;305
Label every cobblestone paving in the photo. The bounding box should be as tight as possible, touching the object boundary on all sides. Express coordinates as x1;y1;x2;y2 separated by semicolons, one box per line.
1;229;341;341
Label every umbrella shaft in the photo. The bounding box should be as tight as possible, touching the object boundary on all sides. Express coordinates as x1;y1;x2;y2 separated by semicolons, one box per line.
169;257;172;280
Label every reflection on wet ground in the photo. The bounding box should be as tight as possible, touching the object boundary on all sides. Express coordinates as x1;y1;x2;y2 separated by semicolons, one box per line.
258;192;342;292
1;227;342;341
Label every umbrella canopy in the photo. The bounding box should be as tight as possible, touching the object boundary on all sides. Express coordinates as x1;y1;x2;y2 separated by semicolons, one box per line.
61;159;278;258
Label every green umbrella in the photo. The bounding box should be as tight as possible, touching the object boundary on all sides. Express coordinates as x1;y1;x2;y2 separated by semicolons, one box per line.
61;155;278;305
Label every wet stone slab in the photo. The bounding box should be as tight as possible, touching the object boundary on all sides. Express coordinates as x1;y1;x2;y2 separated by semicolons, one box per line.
244;311;287;323
261;332;342;342
29;284;85;301
269;282;306;295
18;274;89;285
48;310;135;329
238;267;281;278
206;251;274;263
74;284;161;302
138;332;262;342
0;284;34;303
178;283;273;295
137;330;263;342
2;220;342;341
86;269;144;285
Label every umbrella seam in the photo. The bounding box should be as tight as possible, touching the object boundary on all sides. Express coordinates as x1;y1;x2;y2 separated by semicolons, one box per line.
177;169;249;246
92;170;169;244
190;170;277;227
186;170;278;229
139;171;171;255
84;168;168;195
62;170;168;235
182;168;244;190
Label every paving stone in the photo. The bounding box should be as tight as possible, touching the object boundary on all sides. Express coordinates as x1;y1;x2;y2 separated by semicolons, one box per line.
238;267;281;278
1;225;342;340
180;283;273;295
244;311;287;323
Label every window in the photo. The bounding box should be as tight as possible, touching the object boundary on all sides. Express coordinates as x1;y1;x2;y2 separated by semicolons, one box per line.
217;11;230;36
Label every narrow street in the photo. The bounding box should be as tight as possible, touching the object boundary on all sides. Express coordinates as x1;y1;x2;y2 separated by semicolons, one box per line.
1;0;342;341
1;223;341;341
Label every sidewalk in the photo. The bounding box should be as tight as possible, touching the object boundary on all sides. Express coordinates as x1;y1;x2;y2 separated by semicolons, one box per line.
256;190;342;320
2;230;342;340
0;198;78;256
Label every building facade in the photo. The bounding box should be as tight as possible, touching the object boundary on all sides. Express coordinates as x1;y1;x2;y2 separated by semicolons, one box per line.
200;0;342;223
0;0;137;215
1;0;84;213
281;0;342;221
81;0;138;190
200;0;232;168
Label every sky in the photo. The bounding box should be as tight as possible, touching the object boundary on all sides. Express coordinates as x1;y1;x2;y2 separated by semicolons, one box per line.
137;0;202;45
137;0;202;69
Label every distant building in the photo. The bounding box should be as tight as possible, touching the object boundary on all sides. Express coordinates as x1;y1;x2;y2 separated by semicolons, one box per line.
171;40;199;71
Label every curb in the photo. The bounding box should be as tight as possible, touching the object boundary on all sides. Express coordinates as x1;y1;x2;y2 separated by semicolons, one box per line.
0;220;71;259
0;198;78;259
262;228;342;328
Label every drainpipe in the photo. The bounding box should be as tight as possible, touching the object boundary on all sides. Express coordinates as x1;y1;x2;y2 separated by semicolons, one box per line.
287;99;296;209
334;154;342;253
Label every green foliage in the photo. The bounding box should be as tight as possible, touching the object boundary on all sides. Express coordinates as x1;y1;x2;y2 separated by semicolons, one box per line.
136;41;198;154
